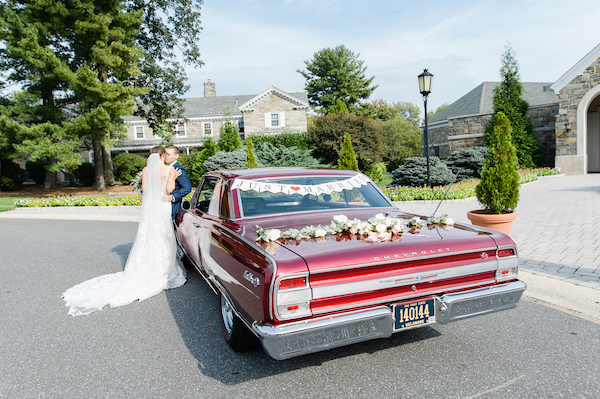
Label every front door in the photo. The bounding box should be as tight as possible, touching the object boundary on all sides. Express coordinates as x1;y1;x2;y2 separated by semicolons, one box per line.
587;106;600;172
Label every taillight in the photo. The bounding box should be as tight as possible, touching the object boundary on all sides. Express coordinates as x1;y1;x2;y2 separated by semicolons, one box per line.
275;274;311;319
498;249;515;258
496;247;518;282
279;276;307;290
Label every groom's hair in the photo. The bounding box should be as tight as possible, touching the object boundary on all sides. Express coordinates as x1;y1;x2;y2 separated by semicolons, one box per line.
165;145;179;155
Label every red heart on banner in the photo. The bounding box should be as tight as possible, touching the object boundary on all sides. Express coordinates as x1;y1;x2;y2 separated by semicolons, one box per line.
290;186;301;191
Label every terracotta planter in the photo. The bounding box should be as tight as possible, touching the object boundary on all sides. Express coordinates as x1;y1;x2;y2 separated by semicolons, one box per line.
467;210;517;235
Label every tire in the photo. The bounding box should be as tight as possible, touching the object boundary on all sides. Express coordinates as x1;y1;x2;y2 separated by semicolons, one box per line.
218;292;258;352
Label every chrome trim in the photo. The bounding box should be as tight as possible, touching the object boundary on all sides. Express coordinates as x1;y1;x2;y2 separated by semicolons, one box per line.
308;246;498;274
311;278;497;315
312;261;498;300
253;280;526;360
434;280;527;324
253;307;393;360
273;272;312;320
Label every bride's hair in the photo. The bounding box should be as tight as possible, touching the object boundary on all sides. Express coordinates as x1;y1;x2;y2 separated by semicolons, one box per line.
150;146;165;156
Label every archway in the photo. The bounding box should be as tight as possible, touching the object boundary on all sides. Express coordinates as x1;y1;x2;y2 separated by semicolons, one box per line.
576;84;600;173
586;95;600;172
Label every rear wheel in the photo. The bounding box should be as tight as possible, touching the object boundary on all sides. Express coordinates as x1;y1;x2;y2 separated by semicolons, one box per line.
218;292;258;351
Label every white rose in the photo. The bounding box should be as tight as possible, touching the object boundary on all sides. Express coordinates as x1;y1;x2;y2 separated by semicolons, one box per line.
333;215;348;224
376;223;387;233
314;228;327;237
443;218;454;226
266;229;281;241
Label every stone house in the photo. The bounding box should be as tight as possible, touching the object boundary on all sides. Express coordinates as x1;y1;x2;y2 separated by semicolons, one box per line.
114;81;309;155
427;43;600;174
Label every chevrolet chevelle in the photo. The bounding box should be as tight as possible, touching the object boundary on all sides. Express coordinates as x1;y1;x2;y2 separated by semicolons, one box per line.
175;168;526;360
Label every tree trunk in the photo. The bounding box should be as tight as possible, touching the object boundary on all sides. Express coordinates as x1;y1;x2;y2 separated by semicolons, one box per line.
102;136;115;186
43;158;57;192
93;137;106;191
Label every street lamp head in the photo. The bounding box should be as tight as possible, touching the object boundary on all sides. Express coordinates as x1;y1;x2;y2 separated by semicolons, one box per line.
418;69;434;97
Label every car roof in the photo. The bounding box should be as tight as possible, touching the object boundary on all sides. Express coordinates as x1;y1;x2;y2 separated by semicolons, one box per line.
208;167;362;181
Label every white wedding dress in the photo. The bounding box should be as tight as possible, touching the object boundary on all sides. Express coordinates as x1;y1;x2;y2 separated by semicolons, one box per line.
63;153;186;316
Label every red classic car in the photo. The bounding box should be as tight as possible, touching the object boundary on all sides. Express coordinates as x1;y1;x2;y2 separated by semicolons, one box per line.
175;168;526;360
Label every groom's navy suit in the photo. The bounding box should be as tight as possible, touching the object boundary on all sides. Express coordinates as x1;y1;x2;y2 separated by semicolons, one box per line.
170;161;192;219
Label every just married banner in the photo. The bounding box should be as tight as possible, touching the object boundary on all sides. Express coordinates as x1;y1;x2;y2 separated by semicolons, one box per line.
231;174;370;195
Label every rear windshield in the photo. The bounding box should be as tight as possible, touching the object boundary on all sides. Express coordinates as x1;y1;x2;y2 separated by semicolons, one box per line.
234;175;392;217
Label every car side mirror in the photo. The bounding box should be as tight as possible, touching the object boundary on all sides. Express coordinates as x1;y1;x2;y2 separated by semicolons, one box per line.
182;200;191;210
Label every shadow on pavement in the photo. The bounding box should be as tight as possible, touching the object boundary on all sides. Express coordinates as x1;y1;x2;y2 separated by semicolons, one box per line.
166;262;441;385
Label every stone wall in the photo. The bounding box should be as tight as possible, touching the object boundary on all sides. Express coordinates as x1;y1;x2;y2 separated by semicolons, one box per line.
555;58;600;156
242;94;307;135
427;104;557;165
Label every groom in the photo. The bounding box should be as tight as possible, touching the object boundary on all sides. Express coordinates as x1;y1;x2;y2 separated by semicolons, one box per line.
164;145;192;219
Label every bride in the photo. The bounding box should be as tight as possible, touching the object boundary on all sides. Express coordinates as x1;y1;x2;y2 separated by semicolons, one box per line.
63;146;187;316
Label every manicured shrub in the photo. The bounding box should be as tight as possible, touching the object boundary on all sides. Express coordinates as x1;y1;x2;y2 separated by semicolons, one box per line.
444;147;489;180
112;153;146;184
337;133;360;171
250;131;312;150
254;142;322;167
245;136;259;168
476;112;520;214
365;162;387;182
73;162;96;186
203;150;246;172
392;156;453;187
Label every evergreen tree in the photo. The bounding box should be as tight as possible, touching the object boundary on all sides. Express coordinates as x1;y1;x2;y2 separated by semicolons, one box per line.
476;112;520;214
0;2;82;191
217;110;242;152
297;45;378;111
338;133;360;171
245;136;259;168
486;44;544;167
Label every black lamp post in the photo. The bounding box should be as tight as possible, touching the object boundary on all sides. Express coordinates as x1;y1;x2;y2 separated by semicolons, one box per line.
418;69;434;189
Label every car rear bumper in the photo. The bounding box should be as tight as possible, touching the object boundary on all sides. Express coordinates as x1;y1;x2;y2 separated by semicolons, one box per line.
252;280;527;360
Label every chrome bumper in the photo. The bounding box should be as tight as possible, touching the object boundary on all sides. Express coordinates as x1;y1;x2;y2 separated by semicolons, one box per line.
253;280;526;360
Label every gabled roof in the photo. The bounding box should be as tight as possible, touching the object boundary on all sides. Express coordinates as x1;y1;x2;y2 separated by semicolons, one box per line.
429;82;558;123
238;86;309;111
124;89;308;121
550;43;600;93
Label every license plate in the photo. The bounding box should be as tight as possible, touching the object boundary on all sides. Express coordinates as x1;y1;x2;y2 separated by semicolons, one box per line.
393;299;436;331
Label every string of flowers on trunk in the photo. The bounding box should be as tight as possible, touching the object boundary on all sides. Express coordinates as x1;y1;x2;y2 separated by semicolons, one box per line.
256;213;454;243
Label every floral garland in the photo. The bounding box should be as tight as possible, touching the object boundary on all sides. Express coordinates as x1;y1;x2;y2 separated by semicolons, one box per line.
256;213;454;243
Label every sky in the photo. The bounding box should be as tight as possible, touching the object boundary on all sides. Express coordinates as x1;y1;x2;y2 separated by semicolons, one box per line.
184;0;600;114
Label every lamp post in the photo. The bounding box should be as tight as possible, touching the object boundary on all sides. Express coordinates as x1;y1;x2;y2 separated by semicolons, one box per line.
418;69;434;189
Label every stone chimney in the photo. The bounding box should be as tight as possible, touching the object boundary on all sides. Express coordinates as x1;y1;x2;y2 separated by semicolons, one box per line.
204;80;216;97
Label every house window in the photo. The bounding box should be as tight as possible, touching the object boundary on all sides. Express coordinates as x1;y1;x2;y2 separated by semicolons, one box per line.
135;126;144;139
175;123;186;137
264;112;285;128
238;120;244;133
203;122;212;136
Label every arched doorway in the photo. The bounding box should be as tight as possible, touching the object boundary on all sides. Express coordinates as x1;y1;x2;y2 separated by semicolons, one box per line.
587;95;600;172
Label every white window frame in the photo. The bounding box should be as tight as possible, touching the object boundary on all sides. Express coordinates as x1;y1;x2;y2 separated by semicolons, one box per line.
264;112;285;128
135;126;145;139
174;123;186;138
203;122;213;136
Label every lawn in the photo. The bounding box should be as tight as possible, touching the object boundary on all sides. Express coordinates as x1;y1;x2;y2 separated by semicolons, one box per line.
0;197;23;212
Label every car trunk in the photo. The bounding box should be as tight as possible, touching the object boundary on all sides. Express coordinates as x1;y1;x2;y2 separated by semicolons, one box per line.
245;210;510;317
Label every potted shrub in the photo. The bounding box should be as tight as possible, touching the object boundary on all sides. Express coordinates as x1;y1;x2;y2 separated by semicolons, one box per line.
467;112;520;234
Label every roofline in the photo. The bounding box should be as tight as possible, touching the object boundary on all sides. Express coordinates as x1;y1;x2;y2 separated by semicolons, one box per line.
550;42;600;93
238;86;309;110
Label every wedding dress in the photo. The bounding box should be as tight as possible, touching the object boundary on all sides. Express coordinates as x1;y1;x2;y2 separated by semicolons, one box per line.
63;153;186;316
